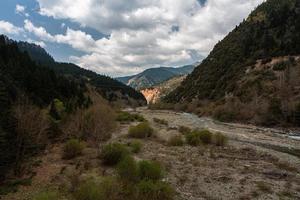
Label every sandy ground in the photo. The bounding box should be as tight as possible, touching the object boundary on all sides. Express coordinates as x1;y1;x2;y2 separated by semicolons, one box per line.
2;108;300;200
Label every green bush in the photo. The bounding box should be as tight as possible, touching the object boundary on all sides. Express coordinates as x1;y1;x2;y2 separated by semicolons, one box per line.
129;140;142;153
138;160;163;181
33;190;60;200
63;139;84;159
153;118;168;126
185;131;202;146
128;122;153;138
100;143;129;166
137;180;174;200
213;132;228;146
117;156;139;183
178;126;191;134
116;111;145;122
198;130;213;144
167;135;184;146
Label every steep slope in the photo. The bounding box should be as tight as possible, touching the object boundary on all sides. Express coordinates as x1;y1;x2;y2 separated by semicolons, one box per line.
141;75;187;104
17;41;146;105
117;64;196;90
165;0;300;126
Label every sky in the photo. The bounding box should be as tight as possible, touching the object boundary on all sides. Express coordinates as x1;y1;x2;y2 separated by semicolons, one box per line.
0;0;264;77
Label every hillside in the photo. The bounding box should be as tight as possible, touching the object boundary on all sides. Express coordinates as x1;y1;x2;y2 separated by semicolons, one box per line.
141;75;187;104
17;41;146;105
117;64;196;90
165;0;300;126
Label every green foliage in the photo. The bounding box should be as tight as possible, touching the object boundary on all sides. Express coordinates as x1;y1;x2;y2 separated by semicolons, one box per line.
33;190;60;200
116;111;146;122
117;155;139;183
273;61;290;71
213;132;228;146
0;178;32;195
100;143;129;166
185;130;213;146
138;160;163;181
153;118;168;126
49;99;65;120
63;139;84;159
137;180;175;200
167;135;184;146
128;140;143;153
128;122;153;138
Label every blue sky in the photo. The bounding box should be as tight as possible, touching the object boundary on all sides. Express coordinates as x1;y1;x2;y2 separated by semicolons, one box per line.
0;0;264;77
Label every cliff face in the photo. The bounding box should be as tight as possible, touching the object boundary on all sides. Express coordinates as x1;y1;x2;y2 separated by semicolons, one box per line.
141;88;161;104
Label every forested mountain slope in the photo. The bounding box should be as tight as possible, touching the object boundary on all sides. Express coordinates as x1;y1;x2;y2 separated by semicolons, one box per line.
16;40;146;104
165;0;300;126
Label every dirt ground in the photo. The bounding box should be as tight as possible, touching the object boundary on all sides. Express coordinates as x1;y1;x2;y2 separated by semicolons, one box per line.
2;108;300;200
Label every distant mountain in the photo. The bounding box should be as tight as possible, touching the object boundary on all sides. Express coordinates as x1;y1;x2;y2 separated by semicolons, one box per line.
17;41;146;105
116;64;197;90
165;0;300;126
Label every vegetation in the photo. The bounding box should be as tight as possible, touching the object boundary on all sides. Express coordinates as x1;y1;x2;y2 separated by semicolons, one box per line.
100;143;129;166
128;140;143;153
167;135;184;146
153;118;168;126
137;180;174;200
117;155;139;183
116;111;146;123
32;190;60;200
63;139;85;159
138;160;163;181
185;130;224;146
213;132;228;146
178;126;191;134
128;122;154;138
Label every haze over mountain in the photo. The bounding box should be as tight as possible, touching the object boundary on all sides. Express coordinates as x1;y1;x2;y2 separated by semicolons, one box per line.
116;64;197;90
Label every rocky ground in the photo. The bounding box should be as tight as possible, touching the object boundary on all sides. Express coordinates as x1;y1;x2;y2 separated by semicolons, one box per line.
2;108;300;200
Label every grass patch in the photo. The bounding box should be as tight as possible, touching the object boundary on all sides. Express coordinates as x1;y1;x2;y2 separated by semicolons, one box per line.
117;155;139;183
137;180;174;200
128;140;143;153
32;190;60;200
62;139;84;159
168;135;184;146
128;122;154;138
178;126;191;134
153;118;168;126
185;129;213;146
100;143;129;166
116;111;146;122
138;160;163;181
213;132;228;146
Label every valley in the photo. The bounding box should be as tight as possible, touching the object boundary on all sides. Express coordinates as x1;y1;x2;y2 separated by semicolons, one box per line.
3;107;300;200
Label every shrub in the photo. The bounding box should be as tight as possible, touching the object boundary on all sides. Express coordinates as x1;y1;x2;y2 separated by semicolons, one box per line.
213;132;228;146
137;180;174;200
63;139;84;159
256;181;272;193
75;177;121;200
153;118;168;126
116;111;145;122
128;122;153;138
198;130;213;144
138;160;163;181
100;143;129;166
117;156;139;183
129;140;142;153
167;135;184;146
178;126;191;134
33;190;60;200
185;131;202;146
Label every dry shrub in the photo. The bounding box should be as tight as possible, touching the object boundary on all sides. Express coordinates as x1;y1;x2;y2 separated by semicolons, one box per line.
167;135;184;146
63;92;116;146
128;122;153;138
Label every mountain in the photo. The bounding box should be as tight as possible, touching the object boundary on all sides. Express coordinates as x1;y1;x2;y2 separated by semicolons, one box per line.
141;75;187;104
165;0;300;126
116;64;196;90
17;41;146;105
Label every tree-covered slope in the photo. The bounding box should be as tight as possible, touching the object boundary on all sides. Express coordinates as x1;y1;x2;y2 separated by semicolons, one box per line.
166;0;300;102
17;40;146;104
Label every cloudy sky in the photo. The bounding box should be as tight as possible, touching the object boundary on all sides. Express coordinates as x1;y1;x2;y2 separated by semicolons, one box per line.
0;0;264;77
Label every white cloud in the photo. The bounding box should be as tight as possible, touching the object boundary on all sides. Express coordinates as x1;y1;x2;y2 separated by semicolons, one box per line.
15;4;29;17
34;0;264;76
27;39;46;48
0;20;23;35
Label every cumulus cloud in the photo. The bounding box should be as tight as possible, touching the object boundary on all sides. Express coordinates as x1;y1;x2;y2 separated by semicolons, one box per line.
15;4;29;17
0;20;23;35
34;0;264;76
27;39;46;48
